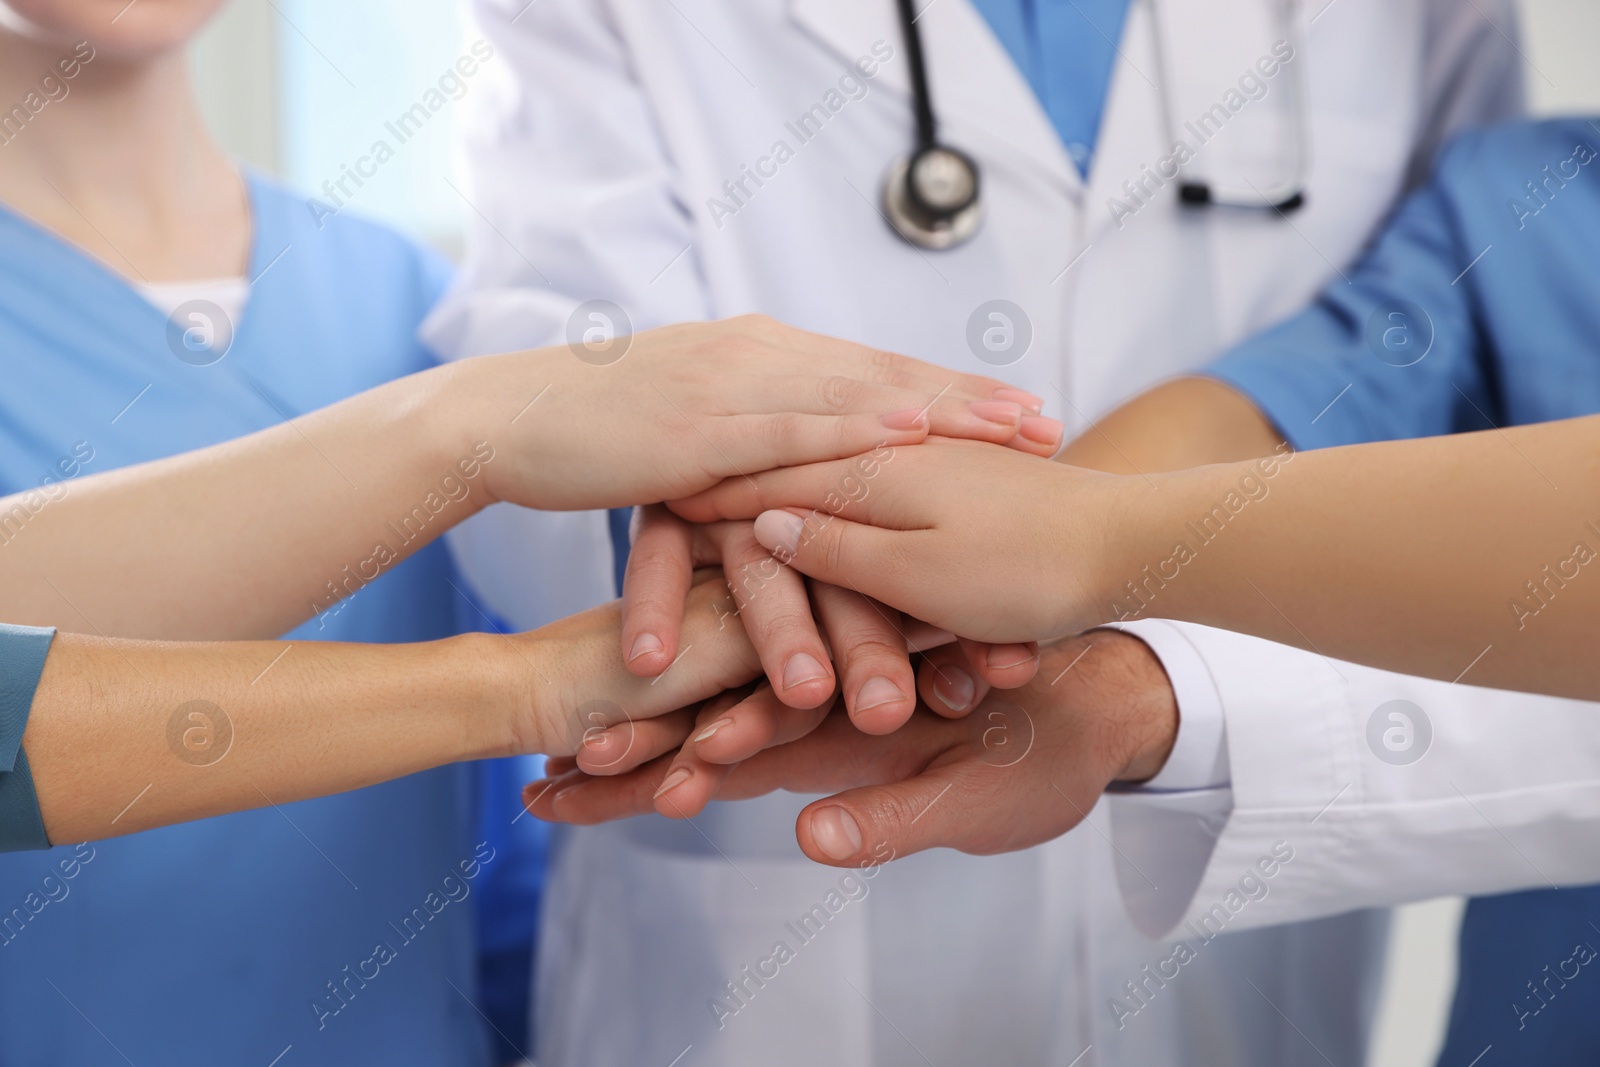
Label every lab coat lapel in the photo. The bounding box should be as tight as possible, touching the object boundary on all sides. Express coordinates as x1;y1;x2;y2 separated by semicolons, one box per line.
788;0;1080;192
1079;0;1176;246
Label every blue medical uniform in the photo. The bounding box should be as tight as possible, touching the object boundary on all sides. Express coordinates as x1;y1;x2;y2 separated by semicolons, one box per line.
0;174;532;1064
970;0;1132;174
1206;117;1600;1064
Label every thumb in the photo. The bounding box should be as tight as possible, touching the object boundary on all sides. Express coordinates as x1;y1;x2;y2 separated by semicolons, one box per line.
752;508;908;599
795;757;973;867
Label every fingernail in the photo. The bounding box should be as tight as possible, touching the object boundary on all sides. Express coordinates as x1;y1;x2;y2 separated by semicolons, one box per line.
880;407;929;431
553;781;587;803
986;644;1038;670
754;510;804;557
1018;415;1064;448
810;806;863;861
628;633;663;662
856;676;905;712
694;717;733;744
782;652;829;691
933;666;976;711
968;400;1023;427
653;767;693;799
992;387;1045;414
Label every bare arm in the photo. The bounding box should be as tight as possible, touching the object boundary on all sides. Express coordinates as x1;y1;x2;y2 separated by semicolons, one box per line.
675;413;1600;699
1059;376;1283;474
0;316;1040;640
19;576;758;847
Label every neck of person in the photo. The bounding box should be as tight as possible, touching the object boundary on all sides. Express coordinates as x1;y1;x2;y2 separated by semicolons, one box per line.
0;30;250;282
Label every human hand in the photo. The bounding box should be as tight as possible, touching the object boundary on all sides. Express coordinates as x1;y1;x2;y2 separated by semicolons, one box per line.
504;571;767;763
447;315;1064;512
525;632;1180;867
669;436;1130;645
617;504;1040;716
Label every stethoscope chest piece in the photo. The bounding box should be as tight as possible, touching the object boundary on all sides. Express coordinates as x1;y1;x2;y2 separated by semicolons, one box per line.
884;144;983;250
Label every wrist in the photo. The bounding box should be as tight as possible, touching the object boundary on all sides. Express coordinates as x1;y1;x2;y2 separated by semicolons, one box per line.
427;353;550;512
443;630;542;760
1079;631;1179;784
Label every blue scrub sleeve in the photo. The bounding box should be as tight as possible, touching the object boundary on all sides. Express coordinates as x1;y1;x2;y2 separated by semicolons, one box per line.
1205;137;1495;449
0;624;55;852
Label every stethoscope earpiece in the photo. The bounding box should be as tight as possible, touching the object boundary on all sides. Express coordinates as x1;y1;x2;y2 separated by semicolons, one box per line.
883;144;983;250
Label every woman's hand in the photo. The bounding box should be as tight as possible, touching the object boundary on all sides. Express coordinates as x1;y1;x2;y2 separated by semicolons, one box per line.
669;437;1130;645
507;572;768;761
617;505;1039;715
449;315;1064;512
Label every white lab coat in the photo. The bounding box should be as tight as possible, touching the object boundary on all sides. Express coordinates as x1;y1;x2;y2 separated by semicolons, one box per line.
422;0;1527;1063
1109;623;1600;939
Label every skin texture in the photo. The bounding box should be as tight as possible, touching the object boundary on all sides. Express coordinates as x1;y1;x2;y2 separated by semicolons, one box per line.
24;576;762;847
526;633;1178;867
0;317;1052;641
564;384;1260;836
671;413;1600;699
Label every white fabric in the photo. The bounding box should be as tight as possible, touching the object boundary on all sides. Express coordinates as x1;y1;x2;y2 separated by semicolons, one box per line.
422;0;1524;1063
1111;624;1600;940
134;277;250;324
1112;620;1231;792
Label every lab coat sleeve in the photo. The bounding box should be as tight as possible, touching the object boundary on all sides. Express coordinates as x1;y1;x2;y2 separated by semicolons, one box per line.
1203;130;1499;450
1108;623;1600;939
421;0;718;630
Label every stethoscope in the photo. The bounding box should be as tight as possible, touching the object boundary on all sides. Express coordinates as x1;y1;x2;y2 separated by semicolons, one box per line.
883;0;1308;251
882;0;984;250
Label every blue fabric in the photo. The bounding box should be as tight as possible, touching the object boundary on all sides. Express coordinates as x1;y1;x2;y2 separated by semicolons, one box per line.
970;0;1132;175
1205;117;1600;1065
607;506;634;596
0;624;54;852
452;595;548;1064
0;174;522;1065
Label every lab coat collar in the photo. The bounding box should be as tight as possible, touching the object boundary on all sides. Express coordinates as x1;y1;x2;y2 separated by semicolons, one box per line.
788;0;1082;192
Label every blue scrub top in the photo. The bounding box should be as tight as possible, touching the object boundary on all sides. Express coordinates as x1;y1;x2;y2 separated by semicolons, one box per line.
1204;116;1600;1064
0;624;53;852
1208;118;1600;442
971;0;1133;174
0;175;511;1065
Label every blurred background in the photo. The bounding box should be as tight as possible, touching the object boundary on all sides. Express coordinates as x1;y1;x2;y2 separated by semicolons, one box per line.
189;1;1600;1064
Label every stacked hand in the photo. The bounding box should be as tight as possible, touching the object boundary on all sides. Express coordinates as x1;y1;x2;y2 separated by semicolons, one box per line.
525;425;1188;868
525;634;1179;867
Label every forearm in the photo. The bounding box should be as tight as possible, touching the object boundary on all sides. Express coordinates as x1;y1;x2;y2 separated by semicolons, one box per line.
19;575;761;846
1113;415;1600;697
0;361;489;640
24;630;516;844
1061;377;1284;474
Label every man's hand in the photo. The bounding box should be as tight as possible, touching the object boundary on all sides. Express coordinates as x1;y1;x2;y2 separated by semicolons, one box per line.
525;632;1179;867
